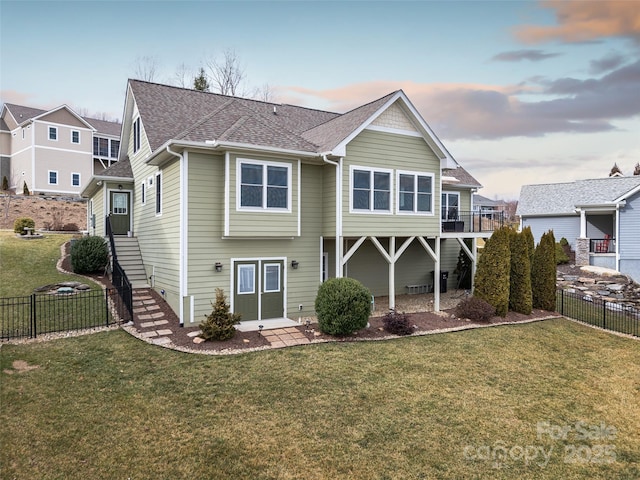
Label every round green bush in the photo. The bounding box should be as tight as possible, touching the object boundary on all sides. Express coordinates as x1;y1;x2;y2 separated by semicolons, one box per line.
71;236;109;274
315;277;371;336
14;217;35;235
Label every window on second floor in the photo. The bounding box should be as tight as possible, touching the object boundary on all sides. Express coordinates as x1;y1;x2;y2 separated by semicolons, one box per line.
71;173;81;187
397;171;434;214
48;126;57;141
350;166;392;213
133;118;141;153
238;160;290;211
48;170;58;185
93;137;119;158
155;172;162;215
71;130;80;144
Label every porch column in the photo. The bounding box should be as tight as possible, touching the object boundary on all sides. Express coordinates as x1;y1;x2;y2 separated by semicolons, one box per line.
579;209;587;238
471;238;477;291
434;237;441;312
336;236;343;278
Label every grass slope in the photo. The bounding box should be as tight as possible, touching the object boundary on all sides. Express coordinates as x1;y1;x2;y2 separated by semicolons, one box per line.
0;231;101;297
1;320;638;479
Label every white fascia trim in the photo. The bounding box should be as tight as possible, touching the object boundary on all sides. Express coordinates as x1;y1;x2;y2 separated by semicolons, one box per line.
146;140;318;166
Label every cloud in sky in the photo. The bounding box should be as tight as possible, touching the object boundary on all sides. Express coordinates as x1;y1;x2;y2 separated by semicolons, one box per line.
490;49;561;62
515;0;640;44
589;52;627;74
281;57;640;141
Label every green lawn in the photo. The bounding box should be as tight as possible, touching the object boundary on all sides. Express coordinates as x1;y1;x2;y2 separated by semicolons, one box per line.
1;320;638;479
0;231;102;297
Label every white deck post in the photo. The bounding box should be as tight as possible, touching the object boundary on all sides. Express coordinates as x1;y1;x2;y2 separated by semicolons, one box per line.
389;237;395;311
434;237;441;312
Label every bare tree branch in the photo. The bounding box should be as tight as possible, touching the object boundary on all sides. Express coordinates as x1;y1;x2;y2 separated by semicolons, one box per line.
206;49;245;96
134;55;159;82
174;63;191;88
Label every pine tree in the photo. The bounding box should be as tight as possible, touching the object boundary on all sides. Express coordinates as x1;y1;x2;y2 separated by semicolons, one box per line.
609;163;622;177
200;288;240;341
509;230;533;314
531;230;557;311
193;67;210;92
474;226;511;317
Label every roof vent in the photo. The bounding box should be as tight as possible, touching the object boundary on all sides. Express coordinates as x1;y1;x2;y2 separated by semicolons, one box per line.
273;106;277;115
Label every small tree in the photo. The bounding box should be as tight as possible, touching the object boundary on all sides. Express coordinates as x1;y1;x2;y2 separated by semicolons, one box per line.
14;217;35;235
315;277;371;336
474;226;511;317
193;67;210;92
453;242;473;289
200;288;241;341
531;230;557;311
22;181;30;195
509;230;533;314
1;176;8;191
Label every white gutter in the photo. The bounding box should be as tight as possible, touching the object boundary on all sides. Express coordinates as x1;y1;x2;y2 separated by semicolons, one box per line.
166;145;186;326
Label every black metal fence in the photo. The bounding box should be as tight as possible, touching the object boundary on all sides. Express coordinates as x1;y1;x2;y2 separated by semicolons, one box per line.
556;289;639;337
1;287;131;341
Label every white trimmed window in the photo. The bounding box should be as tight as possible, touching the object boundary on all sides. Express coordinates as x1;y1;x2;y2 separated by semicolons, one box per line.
238;159;291;211
140;181;146;205
237;264;255;294
133;117;141;153
263;263;281;293
397;171;434;214
48;126;57;141
350;166;392;213
48;170;58;185
71;173;81;187
155;171;162;215
442;192;460;220
71;130;80;144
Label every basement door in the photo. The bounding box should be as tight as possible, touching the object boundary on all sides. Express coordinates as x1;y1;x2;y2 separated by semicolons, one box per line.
109;191;131;235
234;260;284;321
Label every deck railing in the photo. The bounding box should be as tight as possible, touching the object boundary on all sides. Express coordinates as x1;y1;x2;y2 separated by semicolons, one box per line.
441;210;504;234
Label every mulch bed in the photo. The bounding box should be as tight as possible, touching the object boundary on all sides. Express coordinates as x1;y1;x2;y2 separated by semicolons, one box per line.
60;241;557;354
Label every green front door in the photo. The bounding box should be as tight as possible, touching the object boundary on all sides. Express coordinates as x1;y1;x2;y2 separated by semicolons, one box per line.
261;261;284;319
233;260;284;321
109;191;130;235
234;261;259;321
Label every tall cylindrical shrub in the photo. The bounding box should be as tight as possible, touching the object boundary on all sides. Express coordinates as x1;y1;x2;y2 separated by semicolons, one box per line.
509;231;533;314
474;226;511;317
70;236;109;274
531;230;557;311
315;277;371;336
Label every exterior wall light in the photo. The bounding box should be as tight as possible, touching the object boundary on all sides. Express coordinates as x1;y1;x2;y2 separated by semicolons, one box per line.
215;262;223;272
291;260;299;269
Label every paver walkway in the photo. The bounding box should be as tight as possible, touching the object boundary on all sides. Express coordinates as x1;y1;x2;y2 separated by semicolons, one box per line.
131;289;311;348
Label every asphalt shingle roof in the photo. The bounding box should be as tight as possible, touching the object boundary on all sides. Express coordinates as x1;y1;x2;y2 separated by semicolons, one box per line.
517;176;640;216
443;167;482;187
2;103;121;136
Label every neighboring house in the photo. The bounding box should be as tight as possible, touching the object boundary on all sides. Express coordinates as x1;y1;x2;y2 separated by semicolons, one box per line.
473;194;505;217
517;176;640;282
0;103;121;196
82;80;503;327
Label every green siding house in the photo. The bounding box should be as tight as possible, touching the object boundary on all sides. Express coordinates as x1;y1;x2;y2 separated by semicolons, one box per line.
82;80;501;327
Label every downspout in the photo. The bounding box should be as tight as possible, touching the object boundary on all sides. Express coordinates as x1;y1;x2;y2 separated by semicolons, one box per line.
166;145;185;326
322;153;343;278
615;204;620;273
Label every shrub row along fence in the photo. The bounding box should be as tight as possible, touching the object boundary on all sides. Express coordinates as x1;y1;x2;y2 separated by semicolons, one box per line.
556;289;639;337
0;288;131;341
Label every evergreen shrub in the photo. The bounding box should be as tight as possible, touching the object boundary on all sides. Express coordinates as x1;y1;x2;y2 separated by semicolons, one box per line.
70;236;109;274
315;277;371;336
509;231;533;314
474;226;511;317
531;230;557;311
14;217;35;235
200;288;241;341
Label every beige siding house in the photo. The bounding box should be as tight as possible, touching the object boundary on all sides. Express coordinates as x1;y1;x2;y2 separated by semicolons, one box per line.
0;103;121;196
83;80;502;328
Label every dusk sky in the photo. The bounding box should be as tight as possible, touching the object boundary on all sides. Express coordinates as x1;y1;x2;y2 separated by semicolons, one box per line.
1;0;639;199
